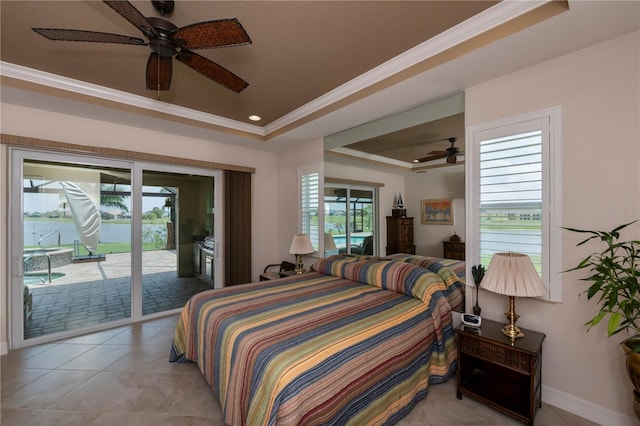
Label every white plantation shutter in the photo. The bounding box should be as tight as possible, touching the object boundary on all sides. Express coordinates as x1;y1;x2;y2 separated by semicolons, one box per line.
479;130;543;271
469;107;562;302
300;169;320;251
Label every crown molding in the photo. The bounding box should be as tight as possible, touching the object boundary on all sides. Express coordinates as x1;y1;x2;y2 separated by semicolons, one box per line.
0;61;265;137
328;146;466;172
1;1;550;139
265;0;551;134
328;147;412;169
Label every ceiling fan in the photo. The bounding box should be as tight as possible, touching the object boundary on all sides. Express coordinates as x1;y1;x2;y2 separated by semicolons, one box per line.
413;137;462;164
32;0;251;93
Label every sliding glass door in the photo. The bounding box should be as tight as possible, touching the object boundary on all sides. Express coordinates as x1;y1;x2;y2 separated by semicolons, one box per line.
14;153;133;343
10;150;221;347
324;185;377;256
140;168;216;315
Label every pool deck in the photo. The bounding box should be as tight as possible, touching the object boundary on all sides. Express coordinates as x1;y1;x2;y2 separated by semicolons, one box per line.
23;250;213;340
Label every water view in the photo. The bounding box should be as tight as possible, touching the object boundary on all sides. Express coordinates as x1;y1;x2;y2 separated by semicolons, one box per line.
24;219;165;247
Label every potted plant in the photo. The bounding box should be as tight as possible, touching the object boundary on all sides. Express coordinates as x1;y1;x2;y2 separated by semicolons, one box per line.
564;220;640;418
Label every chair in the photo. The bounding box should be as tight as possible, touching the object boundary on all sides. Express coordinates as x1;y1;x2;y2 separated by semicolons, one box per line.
351;235;373;255
260;261;296;281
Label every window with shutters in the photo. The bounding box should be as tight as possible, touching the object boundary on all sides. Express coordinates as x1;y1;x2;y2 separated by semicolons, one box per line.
467;107;562;302
299;166;321;251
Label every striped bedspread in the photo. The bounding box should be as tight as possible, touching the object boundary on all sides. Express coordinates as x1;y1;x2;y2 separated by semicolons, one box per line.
170;256;457;425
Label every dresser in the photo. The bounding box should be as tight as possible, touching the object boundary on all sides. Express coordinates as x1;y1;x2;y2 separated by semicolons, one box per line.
385;216;415;255
442;240;465;260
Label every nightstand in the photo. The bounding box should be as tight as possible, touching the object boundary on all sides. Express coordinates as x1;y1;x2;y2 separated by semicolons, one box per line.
455;318;545;426
443;240;465;260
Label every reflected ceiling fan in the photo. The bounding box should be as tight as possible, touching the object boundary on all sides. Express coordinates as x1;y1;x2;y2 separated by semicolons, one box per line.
32;0;251;93
413;137;462;164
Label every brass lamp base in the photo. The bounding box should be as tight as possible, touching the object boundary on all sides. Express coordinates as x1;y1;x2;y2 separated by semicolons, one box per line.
294;254;305;274
502;323;524;339
502;295;525;339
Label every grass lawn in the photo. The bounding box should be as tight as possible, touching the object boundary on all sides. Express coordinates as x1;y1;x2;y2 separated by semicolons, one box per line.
24;242;166;254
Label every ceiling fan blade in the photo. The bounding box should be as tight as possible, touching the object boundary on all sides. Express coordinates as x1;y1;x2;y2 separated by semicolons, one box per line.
103;0;157;38
32;28;145;45
172;19;252;49
176;50;249;93
414;152;447;163
146;52;172;90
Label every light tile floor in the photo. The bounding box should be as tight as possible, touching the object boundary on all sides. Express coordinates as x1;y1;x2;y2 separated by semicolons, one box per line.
2;314;599;426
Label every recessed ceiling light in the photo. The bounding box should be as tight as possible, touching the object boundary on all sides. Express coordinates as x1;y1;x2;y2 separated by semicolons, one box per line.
248;115;261;122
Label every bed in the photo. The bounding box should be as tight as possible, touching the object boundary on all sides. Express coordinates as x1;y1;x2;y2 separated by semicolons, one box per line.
170;255;461;425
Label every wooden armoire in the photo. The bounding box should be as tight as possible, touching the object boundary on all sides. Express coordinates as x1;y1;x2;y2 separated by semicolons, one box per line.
385;216;415;255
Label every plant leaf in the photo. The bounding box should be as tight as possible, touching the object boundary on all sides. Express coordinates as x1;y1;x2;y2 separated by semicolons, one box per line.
608;312;622;336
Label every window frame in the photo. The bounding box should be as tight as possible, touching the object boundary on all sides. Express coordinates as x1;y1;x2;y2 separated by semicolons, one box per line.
466;106;563;302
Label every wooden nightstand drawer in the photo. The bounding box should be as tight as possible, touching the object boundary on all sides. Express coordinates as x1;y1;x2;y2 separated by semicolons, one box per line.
442;240;465;260
459;335;531;373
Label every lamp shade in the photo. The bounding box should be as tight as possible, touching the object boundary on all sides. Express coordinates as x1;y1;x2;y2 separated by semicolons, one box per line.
289;234;314;255
480;252;546;298
324;233;337;251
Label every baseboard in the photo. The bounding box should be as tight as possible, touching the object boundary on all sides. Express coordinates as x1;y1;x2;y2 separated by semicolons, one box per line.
0;341;7;356
543;384;636;426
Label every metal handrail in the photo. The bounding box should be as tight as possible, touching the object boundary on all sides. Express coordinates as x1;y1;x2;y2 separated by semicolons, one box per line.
23;252;53;283
38;230;61;250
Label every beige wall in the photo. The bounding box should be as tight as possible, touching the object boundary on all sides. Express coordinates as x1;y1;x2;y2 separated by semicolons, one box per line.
277;139;324;268
406;165;466;257
465;31;639;421
0;103;281;351
0;143;7;355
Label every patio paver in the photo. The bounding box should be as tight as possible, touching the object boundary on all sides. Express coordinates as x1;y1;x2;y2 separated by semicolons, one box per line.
23;250;213;340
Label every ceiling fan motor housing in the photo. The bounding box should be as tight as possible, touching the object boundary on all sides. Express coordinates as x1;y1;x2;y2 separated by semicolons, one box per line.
146;17;178;57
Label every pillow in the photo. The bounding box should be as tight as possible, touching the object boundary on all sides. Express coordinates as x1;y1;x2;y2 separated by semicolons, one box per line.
313;255;447;305
382;254;466;312
383;253;466;284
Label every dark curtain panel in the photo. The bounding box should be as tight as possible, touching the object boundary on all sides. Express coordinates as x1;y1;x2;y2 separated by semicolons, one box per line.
224;170;252;285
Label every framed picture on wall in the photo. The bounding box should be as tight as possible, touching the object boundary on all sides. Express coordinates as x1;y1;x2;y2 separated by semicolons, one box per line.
421;198;453;225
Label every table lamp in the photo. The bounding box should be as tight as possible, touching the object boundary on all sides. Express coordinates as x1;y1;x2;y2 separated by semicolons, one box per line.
289;234;314;274
480;252;546;339
324;232;337;256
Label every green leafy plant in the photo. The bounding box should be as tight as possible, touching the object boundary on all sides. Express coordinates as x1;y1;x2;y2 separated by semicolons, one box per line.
564;220;640;343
